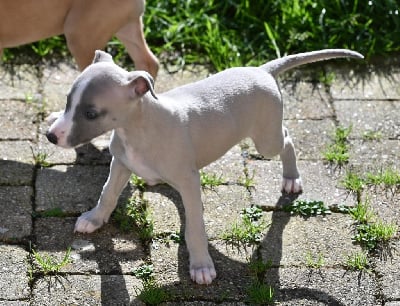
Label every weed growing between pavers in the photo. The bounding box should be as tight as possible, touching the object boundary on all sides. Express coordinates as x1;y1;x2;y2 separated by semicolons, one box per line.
130;174;147;191
153;231;182;246
238;166;256;190
362;130;383;141
345;251;371;273
34;207;67;218
341;167;400;199
305;251;325;269
200;170;226;190
31;146;52;168
113;194;154;243
342;200;399;258
30;247;72;276
133;264;171;304
246;280;275;305
222;205;268;248
246;257;275;305
322;125;352;167
283;199;331;217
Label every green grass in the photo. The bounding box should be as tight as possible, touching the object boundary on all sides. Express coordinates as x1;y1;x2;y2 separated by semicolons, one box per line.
341;167;400;196
130;174;147;191
283;199;331;217
323;126;352;166
133;264;155;281
239;167;256;189
248;259;273;277
353;221;398;251
200;171;225;189
362;130;382;141
345;251;371;272
348;200;375;224
32;247;71;275
144;0;400;70
246;280;275;305
341;171;365;196
365;168;400;191
31;147;51;168
222;206;267;247
346;199;398;252
36;207;67;218
305;251;325;268
3;0;399;71
133;264;171;305
113;195;154;242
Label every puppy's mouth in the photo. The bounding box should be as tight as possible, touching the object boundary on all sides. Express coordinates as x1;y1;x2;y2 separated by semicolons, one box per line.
66;131;106;149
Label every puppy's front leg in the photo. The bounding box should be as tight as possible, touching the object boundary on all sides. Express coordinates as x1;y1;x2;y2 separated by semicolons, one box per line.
75;157;131;233
177;171;216;285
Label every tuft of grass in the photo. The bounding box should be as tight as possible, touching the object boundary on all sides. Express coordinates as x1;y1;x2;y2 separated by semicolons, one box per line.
133;264;154;281
353;221;398;251
154;231;182;245
283;199;331;217
36;207;66;218
130;174;147;191
317;70;336;85
365;168;400;192
362;130;382;141
222;206;267;246
345;251;371;272
246;280;275;305
32;248;71;275
113;195;154;242
341;171;365;196
239;167;255;189
305;251;325;269
345;197;398;252
133;264;170;305
348;200;375;224
248;259;273;277
31;147;51;168
200;171;225;189
322;126;352;166
136;279;170;305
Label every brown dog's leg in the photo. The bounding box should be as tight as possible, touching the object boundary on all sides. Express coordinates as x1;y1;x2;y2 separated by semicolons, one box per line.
116;18;159;78
63;1;123;70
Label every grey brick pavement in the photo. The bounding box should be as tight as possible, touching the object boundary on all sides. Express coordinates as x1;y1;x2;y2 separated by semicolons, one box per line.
0;60;399;305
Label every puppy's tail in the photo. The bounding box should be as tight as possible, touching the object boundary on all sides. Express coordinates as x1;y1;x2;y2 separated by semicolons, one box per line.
261;49;364;77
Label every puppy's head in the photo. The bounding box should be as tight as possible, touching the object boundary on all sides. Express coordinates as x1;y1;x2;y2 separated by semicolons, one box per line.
46;50;156;148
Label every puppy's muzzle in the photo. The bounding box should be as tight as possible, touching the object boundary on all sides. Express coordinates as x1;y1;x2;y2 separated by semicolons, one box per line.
46;132;58;145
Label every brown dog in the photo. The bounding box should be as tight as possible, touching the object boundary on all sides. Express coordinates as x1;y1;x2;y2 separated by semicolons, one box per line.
0;0;159;76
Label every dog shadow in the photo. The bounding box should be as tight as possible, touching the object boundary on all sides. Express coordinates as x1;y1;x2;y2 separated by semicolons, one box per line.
129;185;346;305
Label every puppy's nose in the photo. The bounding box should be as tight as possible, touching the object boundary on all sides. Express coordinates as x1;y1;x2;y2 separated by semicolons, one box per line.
46;132;58;145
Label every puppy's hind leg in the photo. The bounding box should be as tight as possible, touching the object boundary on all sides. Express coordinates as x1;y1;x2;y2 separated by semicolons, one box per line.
252;126;302;194
279;127;302;193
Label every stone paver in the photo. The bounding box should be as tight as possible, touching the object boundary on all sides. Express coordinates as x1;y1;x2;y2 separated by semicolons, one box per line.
0;58;399;305
0;244;30;300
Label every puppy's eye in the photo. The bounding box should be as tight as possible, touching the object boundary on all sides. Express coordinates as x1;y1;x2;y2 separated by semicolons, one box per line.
85;109;98;120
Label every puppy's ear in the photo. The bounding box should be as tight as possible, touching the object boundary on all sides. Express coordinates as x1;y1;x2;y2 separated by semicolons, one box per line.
92;50;114;64
127;71;157;99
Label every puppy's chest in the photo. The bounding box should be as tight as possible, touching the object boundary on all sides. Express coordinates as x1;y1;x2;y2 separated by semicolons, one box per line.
111;131;162;185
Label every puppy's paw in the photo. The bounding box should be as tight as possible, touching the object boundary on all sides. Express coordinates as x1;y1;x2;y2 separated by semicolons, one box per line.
46;111;62;125
74;209;107;233
282;177;303;194
190;260;217;285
